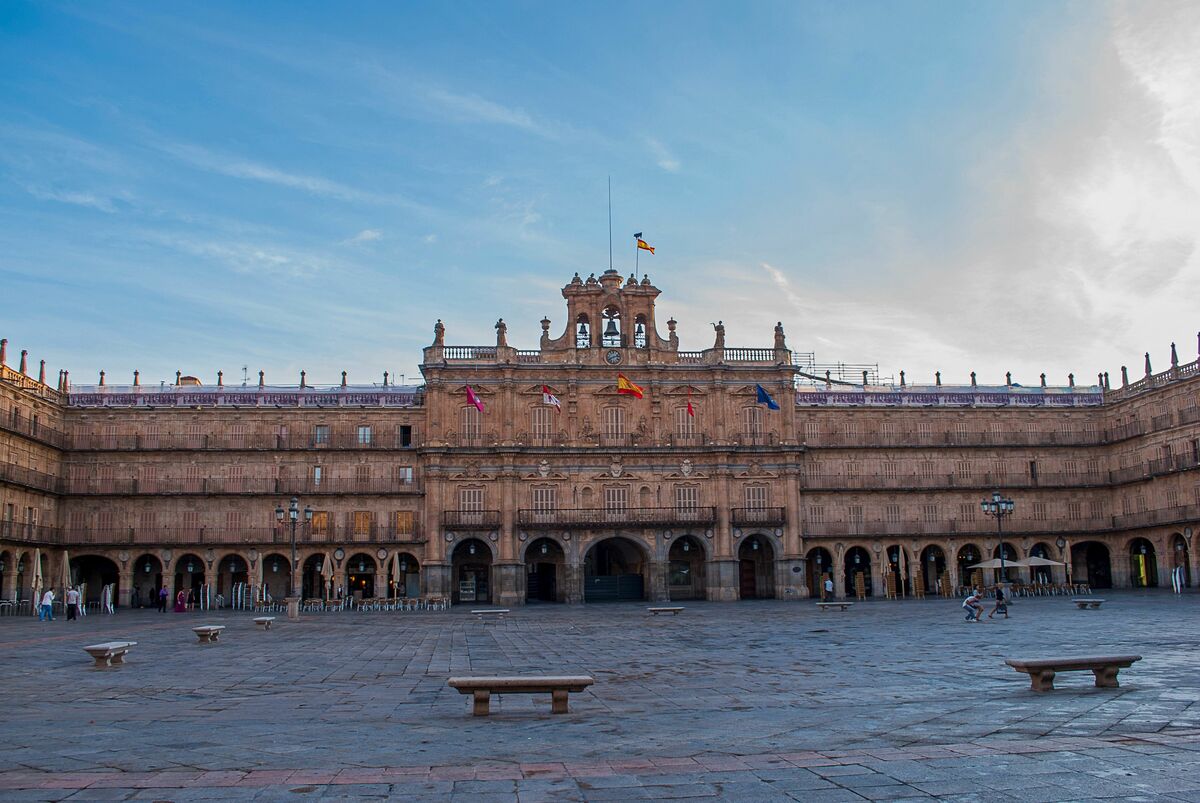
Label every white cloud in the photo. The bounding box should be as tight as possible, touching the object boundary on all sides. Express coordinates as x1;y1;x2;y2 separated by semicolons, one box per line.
423;233;438;244
646;137;681;172
344;228;382;244
423;86;551;137
143;231;328;278
23;185;119;213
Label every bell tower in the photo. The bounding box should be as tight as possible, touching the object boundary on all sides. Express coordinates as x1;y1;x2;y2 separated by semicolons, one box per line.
539;270;674;364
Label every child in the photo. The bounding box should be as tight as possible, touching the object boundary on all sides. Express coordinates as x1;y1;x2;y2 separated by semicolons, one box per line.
962;588;984;622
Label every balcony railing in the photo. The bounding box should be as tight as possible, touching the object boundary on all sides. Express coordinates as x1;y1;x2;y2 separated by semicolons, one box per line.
517;506;717;529
58;523;423;546
70;429;419;451
441;510;502;530
798;471;1110;491
801;517;1114;538
0;412;69;449
731;507;787;527
804;429;1108;448
62;477;423;496
0;521;63;545
0;463;61;494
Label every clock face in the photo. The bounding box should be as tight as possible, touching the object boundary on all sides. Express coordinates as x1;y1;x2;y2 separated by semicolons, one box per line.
605;349;622;365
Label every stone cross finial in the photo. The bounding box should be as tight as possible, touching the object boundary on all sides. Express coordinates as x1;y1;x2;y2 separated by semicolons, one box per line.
1144;352;1152;376
258;370;265;388
341;371;347;388
899;370;906;387
1006;371;1012;385
862;370;869;385
1171;342;1179;367
383;371;389;386
300;370;306;388
175;370;181;386
1104;371;1110;389
1068;373;1074;387
1040;373;1045;387
935;371;941;386
970;371;977;387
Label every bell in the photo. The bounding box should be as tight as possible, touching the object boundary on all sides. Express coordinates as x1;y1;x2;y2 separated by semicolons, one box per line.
578;322;588;337
635;322;645;336
603;318;619;338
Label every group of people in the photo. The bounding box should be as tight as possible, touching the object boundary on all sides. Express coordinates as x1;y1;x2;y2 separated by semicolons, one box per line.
962;585;1009;622
37;586;88;621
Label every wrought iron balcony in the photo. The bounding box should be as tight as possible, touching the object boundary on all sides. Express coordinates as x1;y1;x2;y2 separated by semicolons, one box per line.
517;506;717;529
731;507;787;527
61;476;423;496
440;509;502;530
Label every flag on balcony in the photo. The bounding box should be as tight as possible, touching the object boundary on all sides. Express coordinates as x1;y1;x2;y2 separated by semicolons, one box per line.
617;373;644;398
634;232;654;254
465;385;484;412
686;386;695;417
541;385;561;412
755;383;780;410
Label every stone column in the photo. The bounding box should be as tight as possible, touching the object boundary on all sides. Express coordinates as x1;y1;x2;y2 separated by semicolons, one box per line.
712;483;737;601
424;562;451;597
776;557;805;600
563;560;584;604
647;558;669;602
494;562;524;606
118;567;134;607
832;550;846;599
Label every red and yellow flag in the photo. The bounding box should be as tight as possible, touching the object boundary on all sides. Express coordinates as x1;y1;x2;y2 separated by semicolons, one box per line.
636;237;655;254
616;373;644;399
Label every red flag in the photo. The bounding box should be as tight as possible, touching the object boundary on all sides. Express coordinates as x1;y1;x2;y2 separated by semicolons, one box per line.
686;386;695;417
465;385;484;412
541;384;561;412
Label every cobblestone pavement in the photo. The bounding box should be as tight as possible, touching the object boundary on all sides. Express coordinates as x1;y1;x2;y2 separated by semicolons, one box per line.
2;592;1199;801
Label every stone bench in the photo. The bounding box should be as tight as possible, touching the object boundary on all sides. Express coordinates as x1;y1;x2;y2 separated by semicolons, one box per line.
1073;598;1106;610
817;602;853;611
648;606;684;616
471;609;509;621
1005;655;1141;692
192;625;226;643
83;641;137;668
254;616;276;630
448;676;595;716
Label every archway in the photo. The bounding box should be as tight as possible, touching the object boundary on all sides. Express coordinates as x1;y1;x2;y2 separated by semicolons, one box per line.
1128;538;1158;588
957;544;983;590
1070;541;1112;589
70;555;120;607
806;547;833;599
452;539;492;604
346;553;377;600
584;537;647;602
302;553;326;599
15;551;30;601
667;535;705;601
261;552;290;601
132;554;163;608
0;549;11;601
391;552;421;598
992;541;1019;583
525;538;565;603
216;553;248;606
1170;533;1191;588
844;546;873;597
920;546;947;596
1028;542;1057;585
737;535;775;599
885;545;912;597
173;553;205;607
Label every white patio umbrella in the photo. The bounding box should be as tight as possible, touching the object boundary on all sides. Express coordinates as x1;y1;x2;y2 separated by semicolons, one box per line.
320;553;334;599
390;553;401;597
31;548;43;615
967;558;1013;570
1022;556;1066;567
59;550;72;596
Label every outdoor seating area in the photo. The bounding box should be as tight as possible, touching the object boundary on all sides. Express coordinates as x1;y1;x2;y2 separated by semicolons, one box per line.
249;596;451;613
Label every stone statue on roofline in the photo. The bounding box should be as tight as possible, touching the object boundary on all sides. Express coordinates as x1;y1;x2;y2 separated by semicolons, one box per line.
495;318;508;347
712;321;725;350
433;319;445;347
774;322;786;350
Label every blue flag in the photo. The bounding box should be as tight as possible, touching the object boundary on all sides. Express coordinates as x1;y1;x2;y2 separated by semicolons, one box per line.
755;384;780;410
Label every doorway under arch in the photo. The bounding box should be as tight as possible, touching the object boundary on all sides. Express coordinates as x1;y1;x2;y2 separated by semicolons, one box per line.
452;539;493;604
584;537;647;602
1071;541;1112;589
391;552;421;598
261;552;290;600
992;541;1019;583
346;553;377;600
844;546;872;597
302;553;326;599
173;553;205;603
1128;538;1158;588
216;553;248;604
957;544;983;590
738;535;775;599
71;555;120;607
806;547;833;598
1170;533;1191;588
668;535;706;601
885;545;912;596
132;553;162;608
525;538;565;603
920;545;946;595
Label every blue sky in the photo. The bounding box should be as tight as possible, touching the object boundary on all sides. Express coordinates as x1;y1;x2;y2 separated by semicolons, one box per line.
3;1;1198;388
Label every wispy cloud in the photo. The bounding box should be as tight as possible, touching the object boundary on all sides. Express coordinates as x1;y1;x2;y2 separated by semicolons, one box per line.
142;231;330;278
22;185;122;213
423;233;438;244
422;86;548;135
646;137;681;172
344;228;382;244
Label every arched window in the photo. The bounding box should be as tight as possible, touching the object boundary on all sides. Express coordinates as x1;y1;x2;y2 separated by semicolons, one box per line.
575;314;591;348
634;314;648;348
601;306;621;347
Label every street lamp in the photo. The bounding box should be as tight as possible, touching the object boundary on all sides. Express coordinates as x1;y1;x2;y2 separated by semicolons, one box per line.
981;491;1016;583
275;496;314;596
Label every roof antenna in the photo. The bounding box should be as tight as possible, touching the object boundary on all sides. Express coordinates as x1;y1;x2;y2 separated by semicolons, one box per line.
241;365;249;386
608;175;613;272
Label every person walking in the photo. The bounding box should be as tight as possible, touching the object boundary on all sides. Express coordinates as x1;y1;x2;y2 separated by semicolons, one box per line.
988;584;1009;619
66;586;80;620
823;576;834;600
39;589;55;621
157;586;168;613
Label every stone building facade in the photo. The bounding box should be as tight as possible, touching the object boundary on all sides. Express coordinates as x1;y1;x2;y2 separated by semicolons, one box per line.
2;270;1198;607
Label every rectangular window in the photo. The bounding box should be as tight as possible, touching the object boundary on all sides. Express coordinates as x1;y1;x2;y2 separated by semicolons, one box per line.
532;486;557;512
992;460;1007;479
186;424;204;448
352;511;372;535
882;461;898;480
744;485;768;509
393;511;414;535
843;421;858;438
102;424;117;448
230;423;246;447
460;487;484;512
311;511;330;535
919;461;934;479
1089;500;1105;519
804;421;820;442
1065;460;1078;476
742;407;763;442
461;407;481;442
917;422;931;440
604;485;628;514
806;461;823;478
395;465;414;485
313;424;330;445
70;511;87;532
142;425;160;449
181;510;198;530
185;464;203;493
959;502;976;521
922;504;938;524
226;510;241;532
397;424;413;448
139;511;156;533
675;407;695;440
356;425;372;446
808;505;825;524
674;485;699;512
227;464;244;491
885;504;901;524
1166;488;1179;508
355;465;371;485
531;407;554;444
312;465;323;487
848;505;864;524
1032;501;1047;521
275;425;289;446
1067;502;1081;520
603;407;625;443
956;461;971;480
97;510;114;531
845;461;860;479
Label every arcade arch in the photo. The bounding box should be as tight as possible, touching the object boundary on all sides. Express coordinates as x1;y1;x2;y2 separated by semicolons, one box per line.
844;546;872;597
584;536;647;602
132;553;162;608
452;538;493;604
524;537;565;603
667;535;705;601
346;552;377;600
70;555;119;607
737;534;775;599
1128;538;1158;588
919;545;947;595
1071;541;1112;589
806;547;833;598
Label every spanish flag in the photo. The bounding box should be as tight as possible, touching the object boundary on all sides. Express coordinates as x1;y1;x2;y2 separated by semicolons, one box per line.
616;373;644;399
634;232;654;254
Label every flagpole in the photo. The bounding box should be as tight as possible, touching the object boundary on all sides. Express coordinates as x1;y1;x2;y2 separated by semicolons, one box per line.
635;236;639;275
608;176;613;272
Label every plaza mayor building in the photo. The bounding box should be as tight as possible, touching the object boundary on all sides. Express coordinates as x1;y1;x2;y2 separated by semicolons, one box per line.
2;268;1198;608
